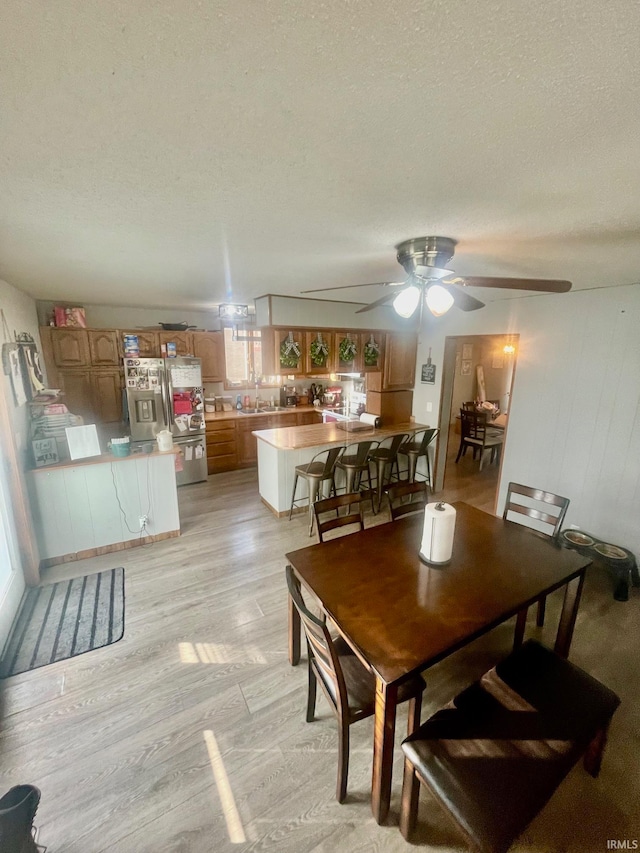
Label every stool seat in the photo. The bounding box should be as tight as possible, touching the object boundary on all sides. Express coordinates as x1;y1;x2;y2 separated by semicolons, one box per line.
400;640;620;852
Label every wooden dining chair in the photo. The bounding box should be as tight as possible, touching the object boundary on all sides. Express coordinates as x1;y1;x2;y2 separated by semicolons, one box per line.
285;565;425;803
503;482;570;637
314;493;365;543
387;481;428;521
455;409;503;471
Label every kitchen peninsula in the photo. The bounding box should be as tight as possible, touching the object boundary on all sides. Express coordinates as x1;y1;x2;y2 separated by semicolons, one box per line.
254;421;426;517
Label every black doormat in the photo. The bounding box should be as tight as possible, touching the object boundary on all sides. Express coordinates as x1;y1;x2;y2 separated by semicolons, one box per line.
0;568;125;678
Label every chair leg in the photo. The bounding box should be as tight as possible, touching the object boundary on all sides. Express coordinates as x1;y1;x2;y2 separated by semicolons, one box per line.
407;452;417;483
536;596;546;627
308;478;320;536
306;661;317;722
455;442;464;463
514;608;528;650
337;717;350;803
425;451;431;488
399;759;420;841
479;448;485;472
584;724;610;778
406;693;422;735
289;473;299;521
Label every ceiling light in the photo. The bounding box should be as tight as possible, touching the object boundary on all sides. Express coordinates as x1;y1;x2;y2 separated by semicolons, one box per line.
425;285;454;317
219;303;248;319
503;343;516;354
392;285;421;318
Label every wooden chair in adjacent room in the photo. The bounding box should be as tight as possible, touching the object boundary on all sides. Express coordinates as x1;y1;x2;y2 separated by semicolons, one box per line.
368;433;409;512
313;493;365;543
503;482;570;641
285;565;425;803
289;446;345;536
399;640;620;852
387;480;429;521
334;440;377;513
397;428;439;485
455;409;503;472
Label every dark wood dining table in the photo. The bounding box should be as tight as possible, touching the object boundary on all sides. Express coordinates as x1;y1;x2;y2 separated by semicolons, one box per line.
286;501;591;824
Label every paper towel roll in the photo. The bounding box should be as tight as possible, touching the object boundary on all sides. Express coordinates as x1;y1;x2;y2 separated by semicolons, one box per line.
419;502;456;565
359;412;381;427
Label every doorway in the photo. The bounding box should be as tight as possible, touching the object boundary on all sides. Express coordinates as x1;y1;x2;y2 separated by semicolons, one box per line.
433;334;518;514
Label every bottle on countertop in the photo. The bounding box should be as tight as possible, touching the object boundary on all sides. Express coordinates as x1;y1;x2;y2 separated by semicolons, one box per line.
235;395;243;410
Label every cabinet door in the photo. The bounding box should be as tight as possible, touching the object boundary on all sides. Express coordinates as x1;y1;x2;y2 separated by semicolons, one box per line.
304;331;334;375
335;331;363;373
158;332;193;357
236;416;269;465
57;369;95;422
382;332;418;389
361;331;385;373
119;331;160;358
88;330;120;366
51;330;90;367
192;331;224;381
92;370;124;423
274;329;304;376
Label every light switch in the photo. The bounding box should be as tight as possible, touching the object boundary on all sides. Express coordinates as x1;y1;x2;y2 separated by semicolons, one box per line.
426;402;433;412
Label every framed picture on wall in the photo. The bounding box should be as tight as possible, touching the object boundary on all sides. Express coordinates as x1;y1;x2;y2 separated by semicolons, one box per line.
461;360;472;376
462;344;473;360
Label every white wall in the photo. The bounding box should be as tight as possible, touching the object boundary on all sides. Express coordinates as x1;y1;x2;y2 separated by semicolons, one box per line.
0;279;44;646
413;284;640;557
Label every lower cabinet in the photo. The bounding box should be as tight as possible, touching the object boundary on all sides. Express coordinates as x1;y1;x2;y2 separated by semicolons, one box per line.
236;416;270;467
57;368;124;426
206;421;238;474
92;370;124;423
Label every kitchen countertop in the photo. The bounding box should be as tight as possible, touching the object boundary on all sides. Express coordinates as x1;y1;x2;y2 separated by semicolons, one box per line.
30;447;179;473
252;421;427;451
204;405;319;422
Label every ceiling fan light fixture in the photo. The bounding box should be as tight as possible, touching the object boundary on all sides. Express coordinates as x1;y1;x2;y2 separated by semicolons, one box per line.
425;284;454;317
392;284;421;318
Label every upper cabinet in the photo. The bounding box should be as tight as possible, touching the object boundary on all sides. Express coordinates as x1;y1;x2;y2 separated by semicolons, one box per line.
50;329;90;367
273;329;305;375
192;331;224;382
381;332;418;389
88;330;120;366
304;330;334;375
335;330;363;373
118;330;159;358
361;331;385;373
158;331;193;357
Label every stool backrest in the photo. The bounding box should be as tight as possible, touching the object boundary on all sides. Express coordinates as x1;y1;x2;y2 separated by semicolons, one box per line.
340;440;377;466
372;432;409;460
310;445;345;477
415;428;439;455
503;482;570;539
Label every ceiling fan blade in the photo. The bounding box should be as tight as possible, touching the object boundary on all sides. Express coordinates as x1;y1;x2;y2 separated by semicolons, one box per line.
301;280;406;294
446;276;572;293
441;282;485;312
355;291;398;313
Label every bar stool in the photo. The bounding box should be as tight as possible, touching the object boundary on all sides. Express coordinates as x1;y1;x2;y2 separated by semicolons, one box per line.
398;428;439;484
335;440;377;513
289;446;345;536
368;433;408;512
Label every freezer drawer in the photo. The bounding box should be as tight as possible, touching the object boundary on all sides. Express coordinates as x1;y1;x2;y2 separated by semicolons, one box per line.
175;434;208;486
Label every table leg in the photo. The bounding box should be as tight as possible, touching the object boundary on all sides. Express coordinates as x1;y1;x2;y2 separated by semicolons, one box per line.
288;568;301;666
371;678;398;824
554;570;585;659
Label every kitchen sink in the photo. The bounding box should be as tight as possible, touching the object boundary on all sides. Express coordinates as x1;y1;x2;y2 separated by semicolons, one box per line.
237;406;290;414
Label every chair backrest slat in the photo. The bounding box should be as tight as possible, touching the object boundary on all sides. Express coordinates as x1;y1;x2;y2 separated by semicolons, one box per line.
387;480;428;520
314;493;364;542
502;482;570;538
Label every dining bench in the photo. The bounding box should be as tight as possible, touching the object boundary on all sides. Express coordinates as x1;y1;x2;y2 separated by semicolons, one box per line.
399;640;620;852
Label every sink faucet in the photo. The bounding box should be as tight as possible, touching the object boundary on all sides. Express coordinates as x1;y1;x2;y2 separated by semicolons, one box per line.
255;383;261;409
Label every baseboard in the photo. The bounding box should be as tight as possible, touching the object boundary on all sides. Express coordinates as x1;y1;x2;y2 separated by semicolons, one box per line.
0;570;26;654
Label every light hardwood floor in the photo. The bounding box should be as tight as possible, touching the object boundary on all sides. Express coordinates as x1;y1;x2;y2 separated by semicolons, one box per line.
0;469;638;852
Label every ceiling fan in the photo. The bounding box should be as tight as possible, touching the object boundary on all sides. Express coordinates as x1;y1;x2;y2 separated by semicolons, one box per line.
302;236;572;319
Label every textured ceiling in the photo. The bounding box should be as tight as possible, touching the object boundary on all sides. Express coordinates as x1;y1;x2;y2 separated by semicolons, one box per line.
1;1;639;312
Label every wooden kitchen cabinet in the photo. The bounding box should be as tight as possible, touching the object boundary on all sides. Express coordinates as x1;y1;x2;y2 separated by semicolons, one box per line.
88;330;120;366
51;329;90;367
296;410;321;426
335;330;363;373
118;330;160;358
158;331;193;357
92;370;124;423
273;329;305;376
361;331;385;373
304;330;334;375
368;332;418;390
206;421;238;474
236;416;270;466
192;331;224;382
56;369;95;423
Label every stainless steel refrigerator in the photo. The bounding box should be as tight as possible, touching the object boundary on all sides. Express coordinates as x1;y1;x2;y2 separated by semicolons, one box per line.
124;356;207;485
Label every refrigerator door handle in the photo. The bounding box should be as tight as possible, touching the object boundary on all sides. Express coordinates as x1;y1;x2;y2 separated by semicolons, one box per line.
160;373;171;430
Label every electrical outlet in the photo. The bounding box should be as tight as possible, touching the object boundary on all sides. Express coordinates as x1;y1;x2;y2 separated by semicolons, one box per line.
139;515;149;528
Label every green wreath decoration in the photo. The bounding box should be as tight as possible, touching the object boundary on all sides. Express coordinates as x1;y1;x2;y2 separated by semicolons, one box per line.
310;337;329;366
338;336;357;364
279;335;301;368
364;339;380;366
